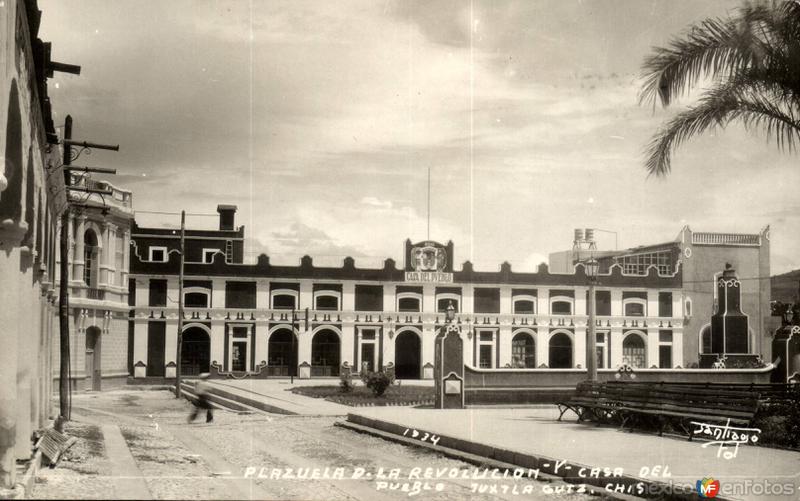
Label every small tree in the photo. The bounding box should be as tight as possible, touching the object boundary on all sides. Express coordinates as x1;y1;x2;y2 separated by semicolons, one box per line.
339;370;353;393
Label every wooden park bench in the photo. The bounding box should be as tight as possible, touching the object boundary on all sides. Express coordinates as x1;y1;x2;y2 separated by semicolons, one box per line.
558;381;761;440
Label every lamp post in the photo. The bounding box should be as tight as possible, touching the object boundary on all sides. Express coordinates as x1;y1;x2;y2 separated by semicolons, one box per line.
585;258;599;381
445;301;455;324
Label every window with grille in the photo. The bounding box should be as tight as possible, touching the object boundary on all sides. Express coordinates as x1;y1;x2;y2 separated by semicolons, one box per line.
615;250;672;275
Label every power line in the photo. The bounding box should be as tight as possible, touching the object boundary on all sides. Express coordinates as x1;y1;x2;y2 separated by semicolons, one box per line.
136;210;218;217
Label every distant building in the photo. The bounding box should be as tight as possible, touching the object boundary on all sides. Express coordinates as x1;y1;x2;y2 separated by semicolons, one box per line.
127;207;771;381
550;226;771;364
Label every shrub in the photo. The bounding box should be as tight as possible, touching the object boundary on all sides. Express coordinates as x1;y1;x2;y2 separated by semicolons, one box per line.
339;371;353;393
363;371;392;397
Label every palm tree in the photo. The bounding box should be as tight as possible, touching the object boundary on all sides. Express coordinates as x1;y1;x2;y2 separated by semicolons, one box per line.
640;0;800;176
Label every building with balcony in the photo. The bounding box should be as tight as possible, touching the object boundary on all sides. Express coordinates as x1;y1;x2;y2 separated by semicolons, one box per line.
52;176;134;390
126;206;773;381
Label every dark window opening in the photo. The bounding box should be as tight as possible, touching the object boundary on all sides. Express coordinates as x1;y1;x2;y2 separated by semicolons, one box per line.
148;279;167;307
474;288;500;313
316;295;339;310
273;294;296;310
225;281;256;309
398;297;421;312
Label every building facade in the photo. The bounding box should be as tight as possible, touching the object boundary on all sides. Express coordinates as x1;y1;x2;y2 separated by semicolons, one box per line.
51;175;134;391
1;0;63;488
127;206;774;381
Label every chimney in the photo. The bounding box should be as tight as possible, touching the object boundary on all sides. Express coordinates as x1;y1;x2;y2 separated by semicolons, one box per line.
216;204;237;231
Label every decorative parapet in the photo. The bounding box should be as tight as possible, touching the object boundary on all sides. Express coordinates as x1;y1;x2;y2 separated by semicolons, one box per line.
692;232;761;246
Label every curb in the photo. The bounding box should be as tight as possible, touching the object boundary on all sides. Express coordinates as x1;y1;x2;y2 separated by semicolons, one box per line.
342;413;721;501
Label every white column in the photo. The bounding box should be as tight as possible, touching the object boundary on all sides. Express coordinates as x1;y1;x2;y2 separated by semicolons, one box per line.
256;280;269;310
165;320;178;367
254;323;268;366
73;215;84;282
647;290;659;319
462;285;474;314
573;326;586;368
672;328;684;367
121;230;130;286
574;287;587;316
211;278;226;309
499;286;512;315
646;327;659;368
133;319;148;376
299;280;312;310
341;324;355;367
610;328;624;367
298;329;312;367
536;330;549;367
342;282;355;311
99;222;110;286
106;224;117;286
210;321;225;367
134;278;149;307
537;289;549;317
610;290;623;316
498;325;512;367
421;324;435;378
672;292;683;319
166;278;180;309
422;284;435;313
382;284;394;313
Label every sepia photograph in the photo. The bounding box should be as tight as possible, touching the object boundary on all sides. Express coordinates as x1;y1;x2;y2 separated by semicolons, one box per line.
1;0;799;499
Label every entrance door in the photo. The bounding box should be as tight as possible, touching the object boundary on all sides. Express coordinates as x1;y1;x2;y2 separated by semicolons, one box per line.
395;331;421;379
85;327;102;390
181;327;211;376
360;343;375;373
231;341;247;372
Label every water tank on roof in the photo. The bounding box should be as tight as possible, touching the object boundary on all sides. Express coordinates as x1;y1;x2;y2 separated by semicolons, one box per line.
574;228;584;242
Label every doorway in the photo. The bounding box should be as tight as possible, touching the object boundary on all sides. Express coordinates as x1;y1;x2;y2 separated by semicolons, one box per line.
394;330;421;379
85;327;102;391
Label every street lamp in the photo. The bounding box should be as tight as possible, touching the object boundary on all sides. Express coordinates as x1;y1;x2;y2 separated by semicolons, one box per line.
445;301;455;323
585;258;599;381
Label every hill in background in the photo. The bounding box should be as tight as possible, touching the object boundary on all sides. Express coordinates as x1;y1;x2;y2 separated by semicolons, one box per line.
772;269;800;303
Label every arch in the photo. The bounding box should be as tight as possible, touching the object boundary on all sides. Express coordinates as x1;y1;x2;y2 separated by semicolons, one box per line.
181;326;211;376
84;228;99;286
622;331;647;368
1;80;23;223
395;329;421;379
85;326;102;390
311;329;340;376
183;286;210;308
548;332;573;368
511;331;536;368
267;327;298;376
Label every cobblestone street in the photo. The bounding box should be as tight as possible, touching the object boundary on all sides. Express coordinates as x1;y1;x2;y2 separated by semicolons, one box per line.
30;389;597;500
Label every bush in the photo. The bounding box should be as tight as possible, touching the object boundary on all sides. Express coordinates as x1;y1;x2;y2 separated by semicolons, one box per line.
339;371;353;393
363;371;392;397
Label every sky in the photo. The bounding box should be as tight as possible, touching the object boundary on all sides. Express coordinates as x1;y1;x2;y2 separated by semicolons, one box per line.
39;0;800;274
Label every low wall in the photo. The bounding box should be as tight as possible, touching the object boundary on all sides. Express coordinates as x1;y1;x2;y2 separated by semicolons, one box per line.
464;364;776;405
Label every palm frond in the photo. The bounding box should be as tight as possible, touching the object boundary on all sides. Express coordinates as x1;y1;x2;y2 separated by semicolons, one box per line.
644;82;800;176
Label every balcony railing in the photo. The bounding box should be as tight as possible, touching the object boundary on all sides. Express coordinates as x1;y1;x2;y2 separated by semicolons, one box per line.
133;307;683;329
86;288;105;300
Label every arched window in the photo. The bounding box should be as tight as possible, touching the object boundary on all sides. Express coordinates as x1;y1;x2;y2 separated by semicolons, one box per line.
437;297;459;313
511;333;535;368
1;81;23;223
551;300;572;315
623;299;646;317
271;290;298;309
398;295;422;312
84;229;99;287
622;334;646;368
314;291;340;310
513;298;536;314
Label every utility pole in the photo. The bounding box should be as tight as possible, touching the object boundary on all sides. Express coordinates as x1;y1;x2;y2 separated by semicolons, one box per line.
175;210;186;398
58;115;73;420
291;308;296;383
57;114;120;420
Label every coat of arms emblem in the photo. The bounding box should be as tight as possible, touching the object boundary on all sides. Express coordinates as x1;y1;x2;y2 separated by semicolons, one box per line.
412;243;447;272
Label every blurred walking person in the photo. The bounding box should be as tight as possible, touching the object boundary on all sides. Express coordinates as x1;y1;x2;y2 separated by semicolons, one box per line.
188;373;214;423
